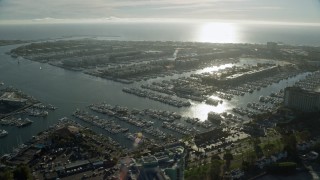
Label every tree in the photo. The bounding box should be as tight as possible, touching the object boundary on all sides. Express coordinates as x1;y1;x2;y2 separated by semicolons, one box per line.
13;165;32;180
299;130;311;142
223;152;234;170
0;169;13;180
211;154;221;161
242;160;251;172
282;134;298;161
210;159;222;180
246;150;257;164
282;134;297;151
249;137;261;150
263;143;276;157
254;145;264;158
185;168;202;180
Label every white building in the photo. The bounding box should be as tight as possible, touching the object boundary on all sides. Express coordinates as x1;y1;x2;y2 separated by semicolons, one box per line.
284;87;320;112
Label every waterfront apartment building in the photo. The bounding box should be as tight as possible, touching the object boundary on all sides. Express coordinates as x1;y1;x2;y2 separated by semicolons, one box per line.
284;87;320;112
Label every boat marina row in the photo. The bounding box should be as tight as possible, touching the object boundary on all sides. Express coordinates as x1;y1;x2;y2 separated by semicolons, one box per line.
122;87;191;107
73;110;129;134
0;117;33;127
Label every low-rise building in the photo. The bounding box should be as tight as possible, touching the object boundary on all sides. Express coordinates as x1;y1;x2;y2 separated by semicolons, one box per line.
0;92;28;106
120;145;186;180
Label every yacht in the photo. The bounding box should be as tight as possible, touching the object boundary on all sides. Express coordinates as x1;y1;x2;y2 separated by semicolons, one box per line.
0;130;8;138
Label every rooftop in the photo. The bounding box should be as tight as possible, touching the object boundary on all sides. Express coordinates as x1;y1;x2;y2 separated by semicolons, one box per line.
286;86;320;95
0;92;28;103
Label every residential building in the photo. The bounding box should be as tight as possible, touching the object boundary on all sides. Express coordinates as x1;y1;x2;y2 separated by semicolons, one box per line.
284;87;320;112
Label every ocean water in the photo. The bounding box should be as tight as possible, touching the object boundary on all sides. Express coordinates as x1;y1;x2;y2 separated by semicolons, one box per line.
0;22;319;46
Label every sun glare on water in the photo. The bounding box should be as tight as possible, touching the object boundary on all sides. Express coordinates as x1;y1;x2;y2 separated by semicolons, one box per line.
198;23;238;43
182;101;231;121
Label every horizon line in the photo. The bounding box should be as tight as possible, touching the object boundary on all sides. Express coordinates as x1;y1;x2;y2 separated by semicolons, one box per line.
0;18;320;27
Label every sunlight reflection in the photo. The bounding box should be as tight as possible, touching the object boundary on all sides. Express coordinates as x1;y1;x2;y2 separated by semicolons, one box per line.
183;100;231;121
198;23;238;43
197;63;234;74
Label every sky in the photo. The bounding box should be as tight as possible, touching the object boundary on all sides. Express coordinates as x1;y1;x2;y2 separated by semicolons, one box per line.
0;0;319;24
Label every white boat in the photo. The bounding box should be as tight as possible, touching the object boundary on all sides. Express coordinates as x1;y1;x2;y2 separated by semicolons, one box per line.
0;130;8;138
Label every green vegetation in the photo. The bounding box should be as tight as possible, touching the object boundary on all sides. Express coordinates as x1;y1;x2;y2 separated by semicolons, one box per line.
13;165;33;180
230;159;243;170
185;159;223;180
282;134;299;161
267;162;297;174
295;130;311;142
0;165;32;180
0;168;13;180
223;151;234;170
241;160;255;172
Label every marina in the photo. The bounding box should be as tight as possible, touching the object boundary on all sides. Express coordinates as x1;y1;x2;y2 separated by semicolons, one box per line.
0;39;317;155
73;110;129;134
1;2;320;179
0;117;33;127
87;102;207;141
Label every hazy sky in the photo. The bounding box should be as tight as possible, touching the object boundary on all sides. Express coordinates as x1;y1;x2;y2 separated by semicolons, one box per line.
0;0;319;24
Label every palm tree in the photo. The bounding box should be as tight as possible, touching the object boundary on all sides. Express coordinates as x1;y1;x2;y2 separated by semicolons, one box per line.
210;159;222;180
223;151;234;170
